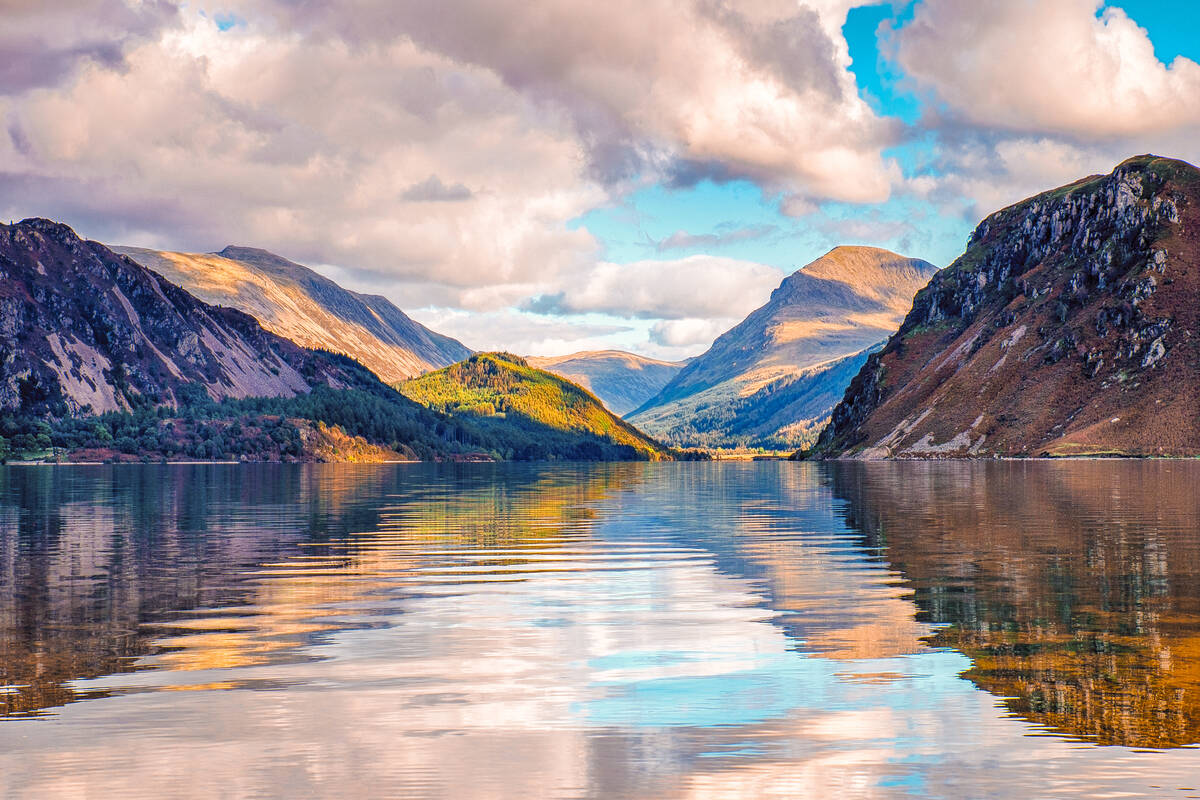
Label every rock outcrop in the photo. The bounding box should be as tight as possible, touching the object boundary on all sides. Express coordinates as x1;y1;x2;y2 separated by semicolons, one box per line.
814;155;1199;458
629;246;936;449
0;219;371;415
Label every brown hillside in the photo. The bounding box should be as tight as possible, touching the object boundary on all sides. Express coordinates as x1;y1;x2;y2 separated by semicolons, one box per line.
816;156;1200;458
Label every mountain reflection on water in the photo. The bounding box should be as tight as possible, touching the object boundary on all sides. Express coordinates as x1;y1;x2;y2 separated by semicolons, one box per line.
829;460;1200;749
1;462;1199;799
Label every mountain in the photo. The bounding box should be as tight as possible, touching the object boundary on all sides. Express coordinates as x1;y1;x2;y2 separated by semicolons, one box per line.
526;350;684;415
399;353;675;460
628;246;937;449
0;218;374;416
116;245;471;383
813;155;1199;459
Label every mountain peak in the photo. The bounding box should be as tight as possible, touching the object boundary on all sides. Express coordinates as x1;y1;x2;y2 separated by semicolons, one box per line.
796;245;938;287
630;244;935;448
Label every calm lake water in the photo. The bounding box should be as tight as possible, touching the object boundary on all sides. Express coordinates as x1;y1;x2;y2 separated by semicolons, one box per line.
2;461;1200;798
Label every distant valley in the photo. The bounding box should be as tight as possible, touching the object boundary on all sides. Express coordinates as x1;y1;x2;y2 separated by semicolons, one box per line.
527;350;684;416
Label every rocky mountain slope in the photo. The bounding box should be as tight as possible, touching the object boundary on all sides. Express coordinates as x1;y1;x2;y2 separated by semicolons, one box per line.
0;219;373;416
628;246;936;449
400;353;675;460
526;350;683;416
814;155;1200;458
116;245;471;383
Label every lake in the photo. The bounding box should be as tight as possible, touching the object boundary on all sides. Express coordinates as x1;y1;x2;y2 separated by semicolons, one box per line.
2;461;1199;798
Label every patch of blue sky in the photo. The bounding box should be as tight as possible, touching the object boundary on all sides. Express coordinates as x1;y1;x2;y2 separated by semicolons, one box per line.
843;1;922;124
575;173;970;274
196;8;244;31
1105;1;1200;63
571;179;789;266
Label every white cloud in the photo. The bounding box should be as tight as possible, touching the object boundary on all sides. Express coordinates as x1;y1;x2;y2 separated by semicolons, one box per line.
407;308;636;357
889;0;1200;139
524;255;785;321
0;0;903;323
650;318;739;349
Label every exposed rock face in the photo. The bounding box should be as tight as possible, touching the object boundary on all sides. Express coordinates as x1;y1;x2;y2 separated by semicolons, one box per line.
0;219;367;415
115;245;471;383
815;155;1199;458
526;350;683;416
629;246;936;449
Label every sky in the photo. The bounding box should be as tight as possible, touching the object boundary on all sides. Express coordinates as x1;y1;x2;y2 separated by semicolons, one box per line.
2;1;1200;360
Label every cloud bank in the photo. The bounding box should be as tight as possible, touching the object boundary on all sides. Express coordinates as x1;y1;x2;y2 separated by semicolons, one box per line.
2;0;1199;358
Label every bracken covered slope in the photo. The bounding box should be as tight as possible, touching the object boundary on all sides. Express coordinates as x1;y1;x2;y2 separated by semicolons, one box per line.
629;246;936;449
0;219;371;415
400;353;674;460
526;350;683;416
814;155;1200;458
117;245;471;383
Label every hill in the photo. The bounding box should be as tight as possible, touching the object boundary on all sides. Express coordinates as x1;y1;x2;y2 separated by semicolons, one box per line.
813;155;1200;458
526;350;683;415
628;246;936;449
116;245;470;382
399;353;675;460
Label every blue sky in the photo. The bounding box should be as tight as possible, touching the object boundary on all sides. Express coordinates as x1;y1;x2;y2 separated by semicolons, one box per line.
4;0;1200;359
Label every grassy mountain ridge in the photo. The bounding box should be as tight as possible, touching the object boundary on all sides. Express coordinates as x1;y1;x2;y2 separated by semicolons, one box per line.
400;353;675;460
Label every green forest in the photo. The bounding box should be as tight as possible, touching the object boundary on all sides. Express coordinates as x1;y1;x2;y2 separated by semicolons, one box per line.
0;355;694;463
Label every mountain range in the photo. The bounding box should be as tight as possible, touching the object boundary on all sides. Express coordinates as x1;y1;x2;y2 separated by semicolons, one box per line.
5;153;1199;462
814;155;1199;458
116;245;471;383
0;219;673;462
628;246;937;449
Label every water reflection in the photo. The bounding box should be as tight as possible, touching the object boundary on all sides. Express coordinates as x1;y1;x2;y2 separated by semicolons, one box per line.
829;460;1200;748
1;462;1199;798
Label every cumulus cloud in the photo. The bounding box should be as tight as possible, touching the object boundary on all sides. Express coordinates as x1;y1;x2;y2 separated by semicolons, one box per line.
0;11;603;305
887;0;1200;140
522;255;785;320
0;0;904;323
650;318;738;349
400;175;473;203
241;0;899;198
408;308;634;356
0;1;179;93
